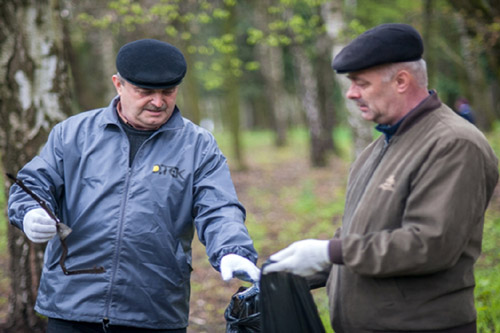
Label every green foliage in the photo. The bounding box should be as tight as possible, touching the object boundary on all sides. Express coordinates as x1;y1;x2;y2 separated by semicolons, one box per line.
77;0;334;94
347;0;422;28
473;129;500;333
76;0;261;91
487;122;500;164
247;0;329;47
475;214;500;332
332;125;353;161
311;288;335;333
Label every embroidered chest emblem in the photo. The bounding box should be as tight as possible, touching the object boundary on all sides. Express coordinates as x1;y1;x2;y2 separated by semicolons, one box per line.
379;174;396;192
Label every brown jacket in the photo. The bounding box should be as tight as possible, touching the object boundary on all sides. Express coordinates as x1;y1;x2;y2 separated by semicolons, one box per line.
326;92;498;332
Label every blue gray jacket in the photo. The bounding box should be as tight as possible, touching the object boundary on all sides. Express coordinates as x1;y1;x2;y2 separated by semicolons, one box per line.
8;97;258;329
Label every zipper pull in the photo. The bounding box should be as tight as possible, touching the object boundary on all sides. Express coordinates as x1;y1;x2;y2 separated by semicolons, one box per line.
102;318;110;332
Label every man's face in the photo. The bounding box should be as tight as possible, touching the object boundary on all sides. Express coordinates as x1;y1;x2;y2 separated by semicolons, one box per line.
345;68;400;125
112;75;178;130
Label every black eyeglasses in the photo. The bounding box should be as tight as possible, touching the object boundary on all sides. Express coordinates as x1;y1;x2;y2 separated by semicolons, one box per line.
6;173;105;275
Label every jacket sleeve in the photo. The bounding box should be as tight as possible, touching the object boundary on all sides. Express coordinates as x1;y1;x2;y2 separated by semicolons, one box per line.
191;135;258;271
343;138;498;277
8;124;65;230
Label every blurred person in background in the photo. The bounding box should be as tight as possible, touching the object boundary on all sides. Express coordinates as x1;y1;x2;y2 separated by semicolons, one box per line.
455;97;476;124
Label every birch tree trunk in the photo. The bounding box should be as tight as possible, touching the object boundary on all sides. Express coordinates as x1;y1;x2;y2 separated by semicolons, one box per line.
322;0;373;159
0;0;73;331
292;44;329;167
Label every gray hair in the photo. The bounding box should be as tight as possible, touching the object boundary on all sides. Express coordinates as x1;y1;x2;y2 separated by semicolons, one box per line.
378;59;428;88
116;72;127;85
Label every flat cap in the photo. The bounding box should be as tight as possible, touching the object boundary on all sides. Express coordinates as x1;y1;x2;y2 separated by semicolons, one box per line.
332;23;423;73
116;39;187;89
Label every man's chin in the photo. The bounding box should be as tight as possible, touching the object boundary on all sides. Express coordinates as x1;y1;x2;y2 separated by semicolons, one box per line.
360;111;374;122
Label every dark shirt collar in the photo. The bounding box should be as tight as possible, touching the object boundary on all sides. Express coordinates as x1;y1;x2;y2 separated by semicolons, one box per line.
375;90;438;142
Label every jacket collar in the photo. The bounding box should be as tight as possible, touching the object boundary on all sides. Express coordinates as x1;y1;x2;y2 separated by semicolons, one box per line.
100;95;185;132
376;90;441;142
396;90;441;135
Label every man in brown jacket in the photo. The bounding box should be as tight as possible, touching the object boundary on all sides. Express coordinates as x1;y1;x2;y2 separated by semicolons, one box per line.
264;23;498;332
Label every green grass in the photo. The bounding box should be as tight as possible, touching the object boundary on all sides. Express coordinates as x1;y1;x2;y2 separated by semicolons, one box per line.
477;128;500;332
475;212;500;332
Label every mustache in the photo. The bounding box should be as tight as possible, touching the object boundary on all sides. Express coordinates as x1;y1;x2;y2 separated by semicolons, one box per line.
353;98;367;108
144;104;167;111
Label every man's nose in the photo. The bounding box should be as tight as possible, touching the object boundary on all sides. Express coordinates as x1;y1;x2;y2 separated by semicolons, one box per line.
150;93;165;107
346;83;360;100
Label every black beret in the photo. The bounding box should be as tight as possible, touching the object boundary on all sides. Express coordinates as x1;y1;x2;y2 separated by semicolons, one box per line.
332;23;424;73
116;39;187;89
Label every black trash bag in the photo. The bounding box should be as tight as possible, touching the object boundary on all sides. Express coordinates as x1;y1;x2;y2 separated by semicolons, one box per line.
260;268;326;333
224;284;260;333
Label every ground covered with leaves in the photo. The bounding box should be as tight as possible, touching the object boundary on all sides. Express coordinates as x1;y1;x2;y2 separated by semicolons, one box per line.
188;132;349;332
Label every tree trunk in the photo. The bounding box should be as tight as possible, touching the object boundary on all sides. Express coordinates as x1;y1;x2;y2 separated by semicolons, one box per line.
314;26;336;153
292;44;329;167
254;0;289;147
455;13;496;128
447;0;500;123
177;0;202;125
0;0;74;331
222;2;246;170
422;0;436;87
323;0;373;159
179;48;202;125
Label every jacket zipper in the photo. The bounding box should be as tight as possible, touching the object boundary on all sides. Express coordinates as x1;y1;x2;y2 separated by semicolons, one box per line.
101;128;160;323
343;139;390;233
103;128;134;323
336;139;390;330
103;167;132;322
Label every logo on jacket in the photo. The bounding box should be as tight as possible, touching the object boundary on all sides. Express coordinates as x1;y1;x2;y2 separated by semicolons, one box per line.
153;164;185;180
379;174;396;192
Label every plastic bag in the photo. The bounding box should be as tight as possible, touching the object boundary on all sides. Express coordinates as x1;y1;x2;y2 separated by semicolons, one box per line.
224;284;261;333
224;265;326;333
260;271;326;333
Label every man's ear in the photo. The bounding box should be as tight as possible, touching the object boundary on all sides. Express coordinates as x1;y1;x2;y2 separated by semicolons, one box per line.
394;70;411;93
111;75;123;94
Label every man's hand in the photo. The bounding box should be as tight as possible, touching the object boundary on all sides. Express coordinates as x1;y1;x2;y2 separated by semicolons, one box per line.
220;254;261;282
23;208;57;243
263;239;331;277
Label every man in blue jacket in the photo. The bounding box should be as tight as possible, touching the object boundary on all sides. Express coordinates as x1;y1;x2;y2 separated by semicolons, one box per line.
8;39;259;333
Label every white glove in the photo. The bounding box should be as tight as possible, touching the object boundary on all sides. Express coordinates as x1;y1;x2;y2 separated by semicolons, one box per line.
263;239;331;277
220;254;261;282
23;208;57;243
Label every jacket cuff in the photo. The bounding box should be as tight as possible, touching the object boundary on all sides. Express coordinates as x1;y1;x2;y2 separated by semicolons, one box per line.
328;238;344;265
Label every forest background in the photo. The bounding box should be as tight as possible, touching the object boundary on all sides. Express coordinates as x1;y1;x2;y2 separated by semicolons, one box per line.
0;0;500;332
